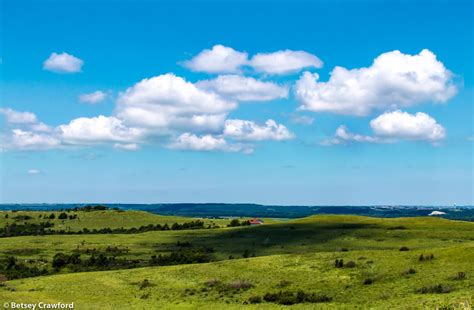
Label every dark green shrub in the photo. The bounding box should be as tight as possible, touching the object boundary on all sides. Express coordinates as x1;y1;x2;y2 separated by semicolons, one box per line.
453;272;466;280
12;215;33;221
276;280;291;288
205;279;220;287
263;292;278;302
345;261;356;268
419;254;435;262
52;253;69;269
387;226;406;230
248;296;261;304
416;284;452;294
399;246;409;251
277;291;298;305
402;268;416;275
226;280;252;291
139;279;151;290
363;278;373;285
306;293;332;303
228;219;241;227
262;290;332;305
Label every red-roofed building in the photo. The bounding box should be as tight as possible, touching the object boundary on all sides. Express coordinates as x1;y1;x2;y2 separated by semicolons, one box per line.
249;218;263;225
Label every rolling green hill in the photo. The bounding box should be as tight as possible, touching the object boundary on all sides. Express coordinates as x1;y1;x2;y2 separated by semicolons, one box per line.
1;211;473;309
0;209;231;231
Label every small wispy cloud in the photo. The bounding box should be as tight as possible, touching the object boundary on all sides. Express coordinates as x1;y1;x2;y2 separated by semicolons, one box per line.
79;91;107;104
288;113;314;126
27;169;40;175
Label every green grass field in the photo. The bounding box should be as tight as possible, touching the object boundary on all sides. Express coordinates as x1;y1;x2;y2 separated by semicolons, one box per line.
1;211;473;309
0;210;232;231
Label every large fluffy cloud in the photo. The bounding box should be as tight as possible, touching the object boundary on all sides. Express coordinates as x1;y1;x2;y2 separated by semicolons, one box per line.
43;52;84;73
1;68;295;153
325;110;446;145
224;119;293;141
168;133;251;153
370;110;446;142
197;75;288;101
116;74;236;132
58;115;145;145
183;45;323;75
8;129;61;150
1;108;51;133
296;49;457;116
250;50;323;75
182;45;248;74
1;111;145;151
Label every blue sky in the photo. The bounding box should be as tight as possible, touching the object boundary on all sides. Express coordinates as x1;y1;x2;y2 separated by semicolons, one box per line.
0;0;472;205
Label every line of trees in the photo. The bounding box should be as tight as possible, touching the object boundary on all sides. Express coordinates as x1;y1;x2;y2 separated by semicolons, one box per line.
0;220;212;237
0;245;216;281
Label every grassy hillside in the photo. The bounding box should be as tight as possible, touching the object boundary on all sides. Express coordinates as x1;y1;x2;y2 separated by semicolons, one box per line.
0;209;231;231
1;212;473;309
1;245;472;309
1;215;473;261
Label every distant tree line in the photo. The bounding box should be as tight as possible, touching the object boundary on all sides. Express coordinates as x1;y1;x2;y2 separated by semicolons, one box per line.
0;220;214;237
227;219;251;227
0;256;48;280
67;205;110;212
0;245;215;280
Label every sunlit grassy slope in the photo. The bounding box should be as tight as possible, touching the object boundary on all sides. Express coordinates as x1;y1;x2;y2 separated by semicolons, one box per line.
1;215;472;261
1;213;473;309
2;245;473;309
0;210;231;231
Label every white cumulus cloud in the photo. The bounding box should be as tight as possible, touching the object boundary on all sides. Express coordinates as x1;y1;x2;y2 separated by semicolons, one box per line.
325;110;446;145
28;169;40;175
168;133;251;153
58;115;145;145
43;52;84;73
250;50;323;75
296;49;457;116
9;129;61;150
0;108;38;124
197;75;288;101
114;143;140;151
182;45;248;74
322;125;380;145
224;119;294;141
1;108;51;132
79;91;107;104
116;73;236;132
370;110;446;142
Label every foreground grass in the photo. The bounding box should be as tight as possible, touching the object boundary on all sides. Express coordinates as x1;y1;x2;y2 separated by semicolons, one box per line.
1;245;472;309
1;214;473;308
